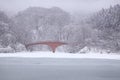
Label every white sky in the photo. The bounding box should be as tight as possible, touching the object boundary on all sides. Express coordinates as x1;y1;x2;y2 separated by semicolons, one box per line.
0;0;119;15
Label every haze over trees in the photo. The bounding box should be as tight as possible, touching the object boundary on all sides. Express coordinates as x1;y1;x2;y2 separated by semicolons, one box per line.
0;4;120;53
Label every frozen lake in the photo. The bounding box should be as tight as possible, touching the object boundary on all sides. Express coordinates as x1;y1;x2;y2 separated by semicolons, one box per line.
0;58;120;80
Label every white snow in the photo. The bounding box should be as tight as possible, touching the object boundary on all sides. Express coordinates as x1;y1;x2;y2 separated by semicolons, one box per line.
0;51;120;60
0;46;14;53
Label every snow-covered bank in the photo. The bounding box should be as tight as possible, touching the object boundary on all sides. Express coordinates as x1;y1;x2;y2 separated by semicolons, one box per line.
0;51;120;60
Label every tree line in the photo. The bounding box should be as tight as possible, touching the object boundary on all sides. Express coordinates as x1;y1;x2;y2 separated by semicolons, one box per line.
0;4;120;53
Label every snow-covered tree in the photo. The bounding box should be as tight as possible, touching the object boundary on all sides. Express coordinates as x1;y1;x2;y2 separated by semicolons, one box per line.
0;10;18;52
90;4;120;52
12;7;70;51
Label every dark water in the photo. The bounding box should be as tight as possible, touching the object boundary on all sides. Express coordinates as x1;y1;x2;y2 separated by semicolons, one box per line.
0;58;120;80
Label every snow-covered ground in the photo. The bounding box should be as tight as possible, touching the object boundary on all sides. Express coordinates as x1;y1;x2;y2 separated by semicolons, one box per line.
0;51;120;60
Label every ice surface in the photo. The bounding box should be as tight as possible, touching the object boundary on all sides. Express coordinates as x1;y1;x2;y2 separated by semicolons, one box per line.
0;58;120;80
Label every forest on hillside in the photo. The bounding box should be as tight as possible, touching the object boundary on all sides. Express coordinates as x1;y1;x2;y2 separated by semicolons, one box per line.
0;4;120;53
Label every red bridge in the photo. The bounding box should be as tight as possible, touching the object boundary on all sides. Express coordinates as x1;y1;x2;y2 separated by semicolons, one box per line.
25;41;68;53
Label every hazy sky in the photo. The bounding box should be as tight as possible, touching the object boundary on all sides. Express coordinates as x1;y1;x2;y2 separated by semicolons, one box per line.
0;0;119;15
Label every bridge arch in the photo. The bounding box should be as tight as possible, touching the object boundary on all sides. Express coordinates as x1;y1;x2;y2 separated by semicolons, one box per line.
25;41;67;53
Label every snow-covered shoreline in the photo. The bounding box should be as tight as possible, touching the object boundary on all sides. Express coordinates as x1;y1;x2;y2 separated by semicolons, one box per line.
0;51;120;60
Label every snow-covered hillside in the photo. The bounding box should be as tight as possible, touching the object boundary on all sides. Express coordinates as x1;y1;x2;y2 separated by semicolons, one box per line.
0;51;120;60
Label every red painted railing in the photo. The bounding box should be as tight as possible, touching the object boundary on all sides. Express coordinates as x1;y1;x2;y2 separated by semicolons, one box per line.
25;41;68;53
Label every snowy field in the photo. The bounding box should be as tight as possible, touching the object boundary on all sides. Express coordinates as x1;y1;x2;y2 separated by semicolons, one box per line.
0;52;120;80
0;51;120;60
